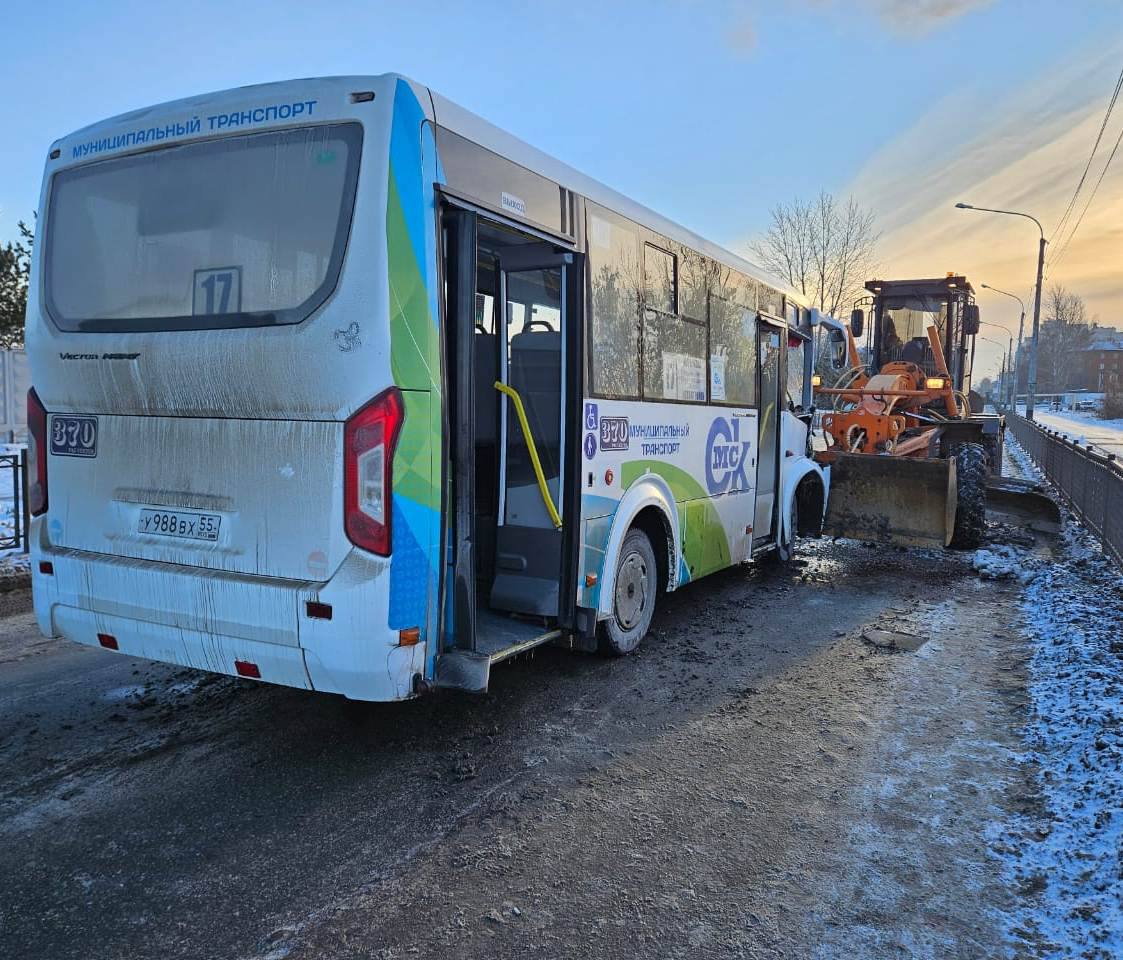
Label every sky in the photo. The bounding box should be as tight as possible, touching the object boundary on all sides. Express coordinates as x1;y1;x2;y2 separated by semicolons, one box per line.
2;0;1121;377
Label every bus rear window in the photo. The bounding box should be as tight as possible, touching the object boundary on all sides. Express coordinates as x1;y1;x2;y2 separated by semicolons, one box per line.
45;122;362;332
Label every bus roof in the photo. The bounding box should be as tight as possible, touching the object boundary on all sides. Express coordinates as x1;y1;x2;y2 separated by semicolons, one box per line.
427;84;802;307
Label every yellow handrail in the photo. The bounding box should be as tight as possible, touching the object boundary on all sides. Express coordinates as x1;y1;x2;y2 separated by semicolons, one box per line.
493;381;562;530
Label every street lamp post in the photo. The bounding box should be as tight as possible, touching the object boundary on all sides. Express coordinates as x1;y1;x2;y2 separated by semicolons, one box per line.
999;347;1008;406
956;204;1046;420
981;283;1026;411
975;334;1009;402
1007;336;1013;408
974;319;1009;398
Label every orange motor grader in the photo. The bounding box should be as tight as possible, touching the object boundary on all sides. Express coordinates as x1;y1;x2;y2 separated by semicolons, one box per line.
812;275;1054;549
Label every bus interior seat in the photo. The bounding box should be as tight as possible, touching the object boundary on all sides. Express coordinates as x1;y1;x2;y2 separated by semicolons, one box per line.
507;328;562;480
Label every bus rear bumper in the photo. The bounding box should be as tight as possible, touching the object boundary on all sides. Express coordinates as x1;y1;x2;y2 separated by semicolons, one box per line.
51;604;314;691
31;545;428;702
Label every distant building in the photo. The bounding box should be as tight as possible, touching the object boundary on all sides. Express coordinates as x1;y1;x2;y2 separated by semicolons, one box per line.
1083;329;1123;391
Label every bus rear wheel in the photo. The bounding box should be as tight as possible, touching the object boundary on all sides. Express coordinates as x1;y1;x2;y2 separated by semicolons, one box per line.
600;529;657;656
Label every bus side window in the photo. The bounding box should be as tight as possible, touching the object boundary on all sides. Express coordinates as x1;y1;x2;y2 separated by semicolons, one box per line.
587;205;641;399
787;333;808;410
709;289;757;406
641;240;707;403
759;285;781;317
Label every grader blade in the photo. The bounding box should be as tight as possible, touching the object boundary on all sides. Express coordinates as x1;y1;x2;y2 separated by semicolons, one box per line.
823;453;957;549
985;476;1062;533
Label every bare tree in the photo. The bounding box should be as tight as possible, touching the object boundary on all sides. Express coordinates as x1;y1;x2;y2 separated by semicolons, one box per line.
749;191;878;319
1036;283;1092;392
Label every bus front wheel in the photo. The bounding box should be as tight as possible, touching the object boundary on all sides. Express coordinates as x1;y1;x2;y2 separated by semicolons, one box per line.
600;528;657;656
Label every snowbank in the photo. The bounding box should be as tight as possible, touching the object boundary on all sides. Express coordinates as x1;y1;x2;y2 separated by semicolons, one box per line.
1004;435;1043;483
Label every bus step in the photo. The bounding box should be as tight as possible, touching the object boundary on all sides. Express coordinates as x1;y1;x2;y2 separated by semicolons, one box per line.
435;629;562;693
489;629;562;664
435;650;491;692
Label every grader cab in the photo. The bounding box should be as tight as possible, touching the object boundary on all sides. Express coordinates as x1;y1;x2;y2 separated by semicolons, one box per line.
813;275;1057;549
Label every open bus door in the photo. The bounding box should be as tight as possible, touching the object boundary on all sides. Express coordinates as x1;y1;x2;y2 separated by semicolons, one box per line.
438;205;583;691
753;318;785;547
490;244;572;617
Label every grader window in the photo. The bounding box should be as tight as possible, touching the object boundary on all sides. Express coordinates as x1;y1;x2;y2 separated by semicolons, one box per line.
880;296;947;374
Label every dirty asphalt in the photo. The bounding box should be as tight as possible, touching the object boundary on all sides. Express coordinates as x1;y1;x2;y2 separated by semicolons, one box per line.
0;537;1047;959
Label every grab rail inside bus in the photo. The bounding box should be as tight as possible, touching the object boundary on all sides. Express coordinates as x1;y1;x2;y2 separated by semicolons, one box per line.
493;381;563;530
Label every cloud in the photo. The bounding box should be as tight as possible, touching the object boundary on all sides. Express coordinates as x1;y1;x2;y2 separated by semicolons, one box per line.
846;46;1123;376
722;0;987;58
874;0;994;34
726;17;757;55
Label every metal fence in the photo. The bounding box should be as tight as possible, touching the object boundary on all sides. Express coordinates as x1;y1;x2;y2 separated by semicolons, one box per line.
0;450;29;552
1007;412;1123;566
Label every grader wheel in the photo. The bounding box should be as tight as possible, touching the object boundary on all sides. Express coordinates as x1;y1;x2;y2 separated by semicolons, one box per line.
949;442;988;549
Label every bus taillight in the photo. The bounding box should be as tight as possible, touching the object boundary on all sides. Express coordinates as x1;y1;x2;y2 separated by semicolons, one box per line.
27;388;48;517
344;387;404;557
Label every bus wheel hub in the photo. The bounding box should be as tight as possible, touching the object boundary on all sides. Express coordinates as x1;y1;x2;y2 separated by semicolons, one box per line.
616;552;648;629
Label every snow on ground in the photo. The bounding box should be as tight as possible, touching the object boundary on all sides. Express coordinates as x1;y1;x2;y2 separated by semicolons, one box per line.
1027;407;1123;431
988;434;1123;958
1004;433;1044;482
973;545;1038;582
1019;405;1123;458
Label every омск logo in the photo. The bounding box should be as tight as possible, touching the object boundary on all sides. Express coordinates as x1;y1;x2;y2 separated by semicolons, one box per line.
705;416;751;495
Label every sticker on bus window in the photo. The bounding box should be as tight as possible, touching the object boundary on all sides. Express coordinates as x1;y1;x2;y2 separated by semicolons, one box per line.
192;266;242;316
710;355;727;401
663;353;706;401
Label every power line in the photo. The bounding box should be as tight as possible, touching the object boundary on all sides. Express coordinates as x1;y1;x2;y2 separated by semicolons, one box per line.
1048;65;1123;263
1049;117;1123;270
1050;65;1123;246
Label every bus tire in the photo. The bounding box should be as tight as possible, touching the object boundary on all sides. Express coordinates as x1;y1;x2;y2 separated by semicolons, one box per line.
600;528;657;656
950;442;987;549
795;475;824;538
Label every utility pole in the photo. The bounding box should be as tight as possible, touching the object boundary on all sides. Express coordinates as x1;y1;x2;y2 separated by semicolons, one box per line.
1010;336;1019;410
1025;235;1047;421
999;349;1008;409
961;206;1046;420
1013;311;1024;409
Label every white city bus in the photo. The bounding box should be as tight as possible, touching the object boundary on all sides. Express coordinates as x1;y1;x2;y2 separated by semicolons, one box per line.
27;74;831;700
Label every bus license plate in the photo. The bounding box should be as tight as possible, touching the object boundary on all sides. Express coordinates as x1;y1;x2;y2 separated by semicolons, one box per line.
139;509;222;542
